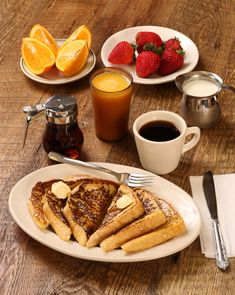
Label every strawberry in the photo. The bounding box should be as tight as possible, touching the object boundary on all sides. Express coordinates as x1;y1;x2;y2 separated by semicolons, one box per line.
108;41;134;64
136;32;162;53
136;51;161;78
158;47;185;76
164;37;182;50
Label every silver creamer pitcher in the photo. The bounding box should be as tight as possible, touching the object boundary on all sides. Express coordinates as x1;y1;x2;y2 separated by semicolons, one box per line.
175;71;235;129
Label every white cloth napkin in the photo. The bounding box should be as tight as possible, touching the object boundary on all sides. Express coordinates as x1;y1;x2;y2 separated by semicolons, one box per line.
189;173;235;258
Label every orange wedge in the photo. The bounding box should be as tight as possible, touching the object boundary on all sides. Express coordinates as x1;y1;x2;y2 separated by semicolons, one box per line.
56;40;89;76
59;25;92;52
21;38;55;75
30;24;58;57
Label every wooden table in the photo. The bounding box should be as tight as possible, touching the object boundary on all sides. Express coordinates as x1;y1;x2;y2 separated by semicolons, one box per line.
1;0;235;294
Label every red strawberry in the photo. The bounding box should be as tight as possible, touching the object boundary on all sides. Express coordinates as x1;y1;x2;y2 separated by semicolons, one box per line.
158;47;184;76
136;51;161;78
108;41;134;64
164;37;182;50
136;32;162;53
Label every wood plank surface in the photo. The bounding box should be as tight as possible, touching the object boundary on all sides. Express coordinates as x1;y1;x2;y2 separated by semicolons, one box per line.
1;0;235;294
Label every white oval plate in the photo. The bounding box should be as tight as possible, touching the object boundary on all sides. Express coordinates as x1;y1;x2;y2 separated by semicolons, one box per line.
101;26;199;84
9;163;201;263
20;39;96;85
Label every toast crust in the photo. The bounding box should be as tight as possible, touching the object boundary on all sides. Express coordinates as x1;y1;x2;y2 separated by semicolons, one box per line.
28;199;49;229
86;184;145;248
63;204;87;245
121;198;186;253
43;202;72;241
100;189;166;251
42;189;72;241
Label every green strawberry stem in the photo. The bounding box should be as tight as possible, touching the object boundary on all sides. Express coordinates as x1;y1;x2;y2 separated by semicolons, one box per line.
176;49;185;55
143;42;162;55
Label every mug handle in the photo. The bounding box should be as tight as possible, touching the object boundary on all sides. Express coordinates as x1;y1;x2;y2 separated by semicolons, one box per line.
182;127;201;154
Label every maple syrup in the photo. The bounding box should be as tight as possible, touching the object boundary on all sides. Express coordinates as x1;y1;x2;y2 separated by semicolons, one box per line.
42;96;83;159
23;95;84;159
43;120;84;159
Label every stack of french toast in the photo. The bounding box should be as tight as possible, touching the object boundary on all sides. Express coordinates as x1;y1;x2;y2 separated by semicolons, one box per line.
28;175;186;253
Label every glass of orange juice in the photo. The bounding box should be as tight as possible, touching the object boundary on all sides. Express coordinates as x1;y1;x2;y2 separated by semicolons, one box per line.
90;67;133;141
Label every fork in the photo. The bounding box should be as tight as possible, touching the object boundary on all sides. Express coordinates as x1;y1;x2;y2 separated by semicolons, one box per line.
48;151;155;188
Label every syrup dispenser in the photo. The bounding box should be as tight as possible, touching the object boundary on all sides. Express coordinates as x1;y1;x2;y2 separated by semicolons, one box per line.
23;95;84;159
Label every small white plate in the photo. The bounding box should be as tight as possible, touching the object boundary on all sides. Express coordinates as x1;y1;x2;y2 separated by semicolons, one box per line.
20;39;96;85
9;163;201;263
101;26;199;84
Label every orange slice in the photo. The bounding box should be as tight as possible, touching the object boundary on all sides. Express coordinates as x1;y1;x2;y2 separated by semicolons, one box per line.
56;40;89;76
60;25;92;52
21;38;55;75
30;24;58;57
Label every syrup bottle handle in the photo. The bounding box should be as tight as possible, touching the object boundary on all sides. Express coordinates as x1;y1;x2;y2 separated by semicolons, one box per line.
22;104;45;148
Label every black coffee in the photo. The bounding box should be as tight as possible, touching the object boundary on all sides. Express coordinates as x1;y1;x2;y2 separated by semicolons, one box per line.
139;120;180;142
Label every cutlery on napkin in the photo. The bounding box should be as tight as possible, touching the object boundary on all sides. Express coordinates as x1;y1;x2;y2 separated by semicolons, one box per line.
189;173;235;260
202;171;229;270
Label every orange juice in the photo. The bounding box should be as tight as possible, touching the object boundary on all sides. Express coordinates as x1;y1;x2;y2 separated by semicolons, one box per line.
90;68;133;141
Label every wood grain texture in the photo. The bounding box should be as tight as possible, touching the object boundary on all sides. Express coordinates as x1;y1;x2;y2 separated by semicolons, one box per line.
1;0;235;294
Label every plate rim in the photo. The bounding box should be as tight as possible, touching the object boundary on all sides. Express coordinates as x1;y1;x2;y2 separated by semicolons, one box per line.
8;163;201;263
101;25;199;85
20;38;96;85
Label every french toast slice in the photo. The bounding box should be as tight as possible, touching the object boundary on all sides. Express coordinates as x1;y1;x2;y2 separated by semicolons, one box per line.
86;184;145;248
121;198;186;253
100;188;167;251
28;179;61;229
63;179;119;246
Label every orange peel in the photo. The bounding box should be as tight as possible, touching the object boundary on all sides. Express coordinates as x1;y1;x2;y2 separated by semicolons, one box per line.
59;25;92;53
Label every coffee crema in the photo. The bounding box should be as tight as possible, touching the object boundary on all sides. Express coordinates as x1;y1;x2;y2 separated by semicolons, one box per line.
139;120;180;142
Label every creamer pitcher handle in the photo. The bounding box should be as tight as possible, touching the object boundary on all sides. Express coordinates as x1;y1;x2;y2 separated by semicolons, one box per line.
182;127;201;153
222;85;235;93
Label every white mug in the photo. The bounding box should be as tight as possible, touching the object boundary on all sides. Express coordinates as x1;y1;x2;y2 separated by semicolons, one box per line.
133;110;201;175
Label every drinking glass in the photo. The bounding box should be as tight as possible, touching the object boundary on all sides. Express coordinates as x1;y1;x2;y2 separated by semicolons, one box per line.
90;67;133;141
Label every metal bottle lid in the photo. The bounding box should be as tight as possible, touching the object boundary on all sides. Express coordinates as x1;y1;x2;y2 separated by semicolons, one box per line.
45;95;78;124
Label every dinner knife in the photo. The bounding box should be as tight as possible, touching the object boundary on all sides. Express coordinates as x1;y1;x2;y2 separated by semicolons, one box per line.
202;171;230;271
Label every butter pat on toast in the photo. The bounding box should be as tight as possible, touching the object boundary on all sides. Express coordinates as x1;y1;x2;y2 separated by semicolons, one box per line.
86;184;145;248
121;198;186;253
100;188;166;251
63;179;119;246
